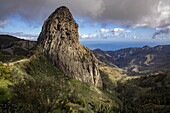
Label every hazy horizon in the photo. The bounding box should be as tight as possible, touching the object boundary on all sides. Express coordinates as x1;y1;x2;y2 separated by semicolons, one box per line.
81;39;170;51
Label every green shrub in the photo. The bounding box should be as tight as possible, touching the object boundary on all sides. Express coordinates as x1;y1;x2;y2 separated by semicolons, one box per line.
0;79;13;101
0;75;14;112
9;75;69;113
0;63;11;80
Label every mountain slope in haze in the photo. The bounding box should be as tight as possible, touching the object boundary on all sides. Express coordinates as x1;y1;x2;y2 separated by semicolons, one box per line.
0;35;24;49
94;45;170;75
93;49;118;67
0;35;36;62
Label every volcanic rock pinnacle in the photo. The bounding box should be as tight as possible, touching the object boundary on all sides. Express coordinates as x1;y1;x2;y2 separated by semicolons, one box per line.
38;6;102;87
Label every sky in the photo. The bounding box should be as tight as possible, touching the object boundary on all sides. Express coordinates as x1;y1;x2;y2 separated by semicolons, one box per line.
0;0;170;44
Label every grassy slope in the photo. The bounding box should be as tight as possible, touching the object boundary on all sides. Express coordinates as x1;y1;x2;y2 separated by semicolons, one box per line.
0;52;120;113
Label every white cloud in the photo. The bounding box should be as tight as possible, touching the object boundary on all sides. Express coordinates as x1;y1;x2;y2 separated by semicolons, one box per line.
133;36;138;39
81;28;139;39
99;28;134;38
0;20;10;27
100;28;110;33
132;24;149;28
100;28;133;34
152;26;170;39
79;19;84;23
80;34;97;39
112;28;133;33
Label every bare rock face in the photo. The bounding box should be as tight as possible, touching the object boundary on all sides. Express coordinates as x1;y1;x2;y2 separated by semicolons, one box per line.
38;6;102;87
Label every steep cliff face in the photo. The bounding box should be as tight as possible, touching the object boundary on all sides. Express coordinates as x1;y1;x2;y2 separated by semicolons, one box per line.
38;6;102;87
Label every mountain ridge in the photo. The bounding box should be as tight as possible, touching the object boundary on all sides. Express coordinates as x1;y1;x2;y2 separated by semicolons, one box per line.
0;35;36;62
93;44;170;75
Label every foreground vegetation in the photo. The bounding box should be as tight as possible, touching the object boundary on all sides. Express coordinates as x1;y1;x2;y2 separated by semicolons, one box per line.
1;53;170;113
0;53;120;113
0;39;169;112
116;72;170;113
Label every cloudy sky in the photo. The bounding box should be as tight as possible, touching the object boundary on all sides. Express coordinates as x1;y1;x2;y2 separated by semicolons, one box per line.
0;0;170;43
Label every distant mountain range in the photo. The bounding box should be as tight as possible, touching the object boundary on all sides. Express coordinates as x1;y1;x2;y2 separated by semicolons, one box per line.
93;45;170;75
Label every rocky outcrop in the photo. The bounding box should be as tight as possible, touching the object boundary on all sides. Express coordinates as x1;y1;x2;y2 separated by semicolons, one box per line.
38;6;102;87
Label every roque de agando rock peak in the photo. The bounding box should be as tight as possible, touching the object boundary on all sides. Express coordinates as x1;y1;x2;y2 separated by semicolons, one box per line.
38;6;102;87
